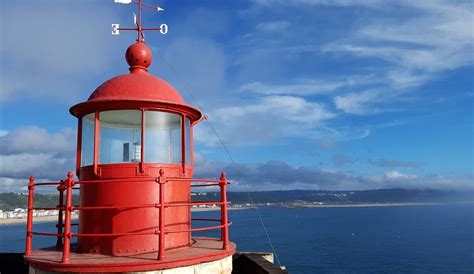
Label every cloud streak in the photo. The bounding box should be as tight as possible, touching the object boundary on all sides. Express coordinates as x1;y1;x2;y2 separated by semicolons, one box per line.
0;127;76;191
369;159;424;169
195;156;473;191
195;95;336;146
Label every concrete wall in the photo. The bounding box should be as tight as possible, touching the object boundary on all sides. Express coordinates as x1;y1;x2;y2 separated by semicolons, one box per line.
29;256;232;274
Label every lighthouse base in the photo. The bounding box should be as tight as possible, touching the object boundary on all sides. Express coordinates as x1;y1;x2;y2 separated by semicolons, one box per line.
29;256;232;274
25;237;235;273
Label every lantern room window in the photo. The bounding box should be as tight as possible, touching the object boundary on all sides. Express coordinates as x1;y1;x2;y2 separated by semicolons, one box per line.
145;111;182;163
99;110;142;164
79;110;193;167
185;118;191;165
81;113;95;167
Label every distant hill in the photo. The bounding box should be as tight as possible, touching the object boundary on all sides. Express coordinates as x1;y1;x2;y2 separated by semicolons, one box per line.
0;192;79;211
198;189;474;205
1;189;472;211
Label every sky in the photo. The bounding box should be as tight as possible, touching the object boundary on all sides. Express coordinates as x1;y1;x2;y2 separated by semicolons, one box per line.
0;0;473;192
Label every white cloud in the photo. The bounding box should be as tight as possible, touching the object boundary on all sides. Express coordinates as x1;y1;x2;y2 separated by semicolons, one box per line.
384;170;417;180
0;127;76;189
195;95;335;146
0;177;28;193
253;0;385;8
334;90;381;115
194;157;473;191
324;0;474;91
260;0;471;115
0;126;75;156
0;1;125;102
0;153;73;181
369;159;423;169
241;80;342;96
256;21;291;32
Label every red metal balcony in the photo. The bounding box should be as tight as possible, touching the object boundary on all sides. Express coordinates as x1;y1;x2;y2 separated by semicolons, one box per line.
24;169;232;265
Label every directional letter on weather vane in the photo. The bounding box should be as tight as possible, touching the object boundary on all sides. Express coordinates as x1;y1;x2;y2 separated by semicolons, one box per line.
112;0;168;40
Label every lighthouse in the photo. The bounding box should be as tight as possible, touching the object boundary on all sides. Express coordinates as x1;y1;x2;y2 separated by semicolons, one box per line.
23;1;235;273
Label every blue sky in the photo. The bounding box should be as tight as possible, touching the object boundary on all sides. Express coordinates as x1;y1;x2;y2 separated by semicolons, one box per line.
0;0;473;192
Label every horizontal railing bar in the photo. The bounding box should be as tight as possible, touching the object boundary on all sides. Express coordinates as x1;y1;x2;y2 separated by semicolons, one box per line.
72;231;157;237
191;184;220;187
166;223;229;234
32;207;64;211
72;204;159;210
31;232;63;237
76;177;155;184
33;222;231;237
34;182;62;186
167;178;221;183
166;201;226;207
56;223;79;227
191;218;221;222
33;202;229;210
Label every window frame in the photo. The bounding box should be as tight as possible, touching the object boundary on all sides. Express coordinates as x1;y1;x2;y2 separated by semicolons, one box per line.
76;108;193;176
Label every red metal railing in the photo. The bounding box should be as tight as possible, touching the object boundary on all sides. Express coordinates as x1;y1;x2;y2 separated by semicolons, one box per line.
24;169;231;263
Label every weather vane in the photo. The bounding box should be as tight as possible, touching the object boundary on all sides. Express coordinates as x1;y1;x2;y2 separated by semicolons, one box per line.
112;0;168;42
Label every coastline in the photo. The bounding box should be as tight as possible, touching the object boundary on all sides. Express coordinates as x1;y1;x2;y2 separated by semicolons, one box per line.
1;202;469;225
0;215;79;225
0;207;245;225
279;201;474;209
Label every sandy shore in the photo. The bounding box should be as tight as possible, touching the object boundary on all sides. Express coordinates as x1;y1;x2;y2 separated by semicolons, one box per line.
0;207;247;225
0;215;79;225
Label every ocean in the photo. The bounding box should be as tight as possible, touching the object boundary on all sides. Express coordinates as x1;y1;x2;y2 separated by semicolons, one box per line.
1;204;473;273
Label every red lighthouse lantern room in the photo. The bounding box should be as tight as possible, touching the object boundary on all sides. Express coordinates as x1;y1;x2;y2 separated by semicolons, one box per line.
23;2;235;273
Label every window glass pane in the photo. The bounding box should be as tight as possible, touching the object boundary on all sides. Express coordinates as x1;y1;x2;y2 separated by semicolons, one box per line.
145;111;182;163
99;110;142;164
81;113;95;167
185;118;191;165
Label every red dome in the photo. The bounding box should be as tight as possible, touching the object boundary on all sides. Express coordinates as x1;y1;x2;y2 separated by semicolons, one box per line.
70;42;202;122
88;73;185;104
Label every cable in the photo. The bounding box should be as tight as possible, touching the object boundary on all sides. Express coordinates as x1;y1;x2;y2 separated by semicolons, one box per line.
156;53;282;267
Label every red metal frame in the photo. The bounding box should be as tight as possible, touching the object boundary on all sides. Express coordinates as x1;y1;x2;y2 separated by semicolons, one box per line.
140;109;145;173
75;119;82;174
24;169;231;263
93;112;100;176
25;176;35;256
181;114;186;175
76;109;196;177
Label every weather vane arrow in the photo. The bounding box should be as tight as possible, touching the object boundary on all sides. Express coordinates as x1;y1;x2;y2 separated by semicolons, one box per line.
112;0;168;41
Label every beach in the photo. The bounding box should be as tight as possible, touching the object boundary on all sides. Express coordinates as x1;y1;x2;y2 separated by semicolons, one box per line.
0;207;249;225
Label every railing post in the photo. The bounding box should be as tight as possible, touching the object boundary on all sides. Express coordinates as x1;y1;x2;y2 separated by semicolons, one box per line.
25;176;35;256
219;172;229;250
61;171;74;263
157;169;166;260
56;181;66;249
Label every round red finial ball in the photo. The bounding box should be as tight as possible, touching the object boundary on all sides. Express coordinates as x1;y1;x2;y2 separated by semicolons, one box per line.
125;42;153;72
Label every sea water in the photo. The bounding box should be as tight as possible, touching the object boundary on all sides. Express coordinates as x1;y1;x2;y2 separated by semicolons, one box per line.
1;204;472;273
